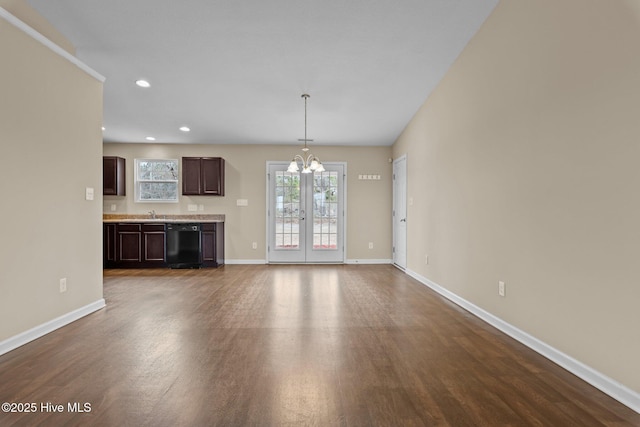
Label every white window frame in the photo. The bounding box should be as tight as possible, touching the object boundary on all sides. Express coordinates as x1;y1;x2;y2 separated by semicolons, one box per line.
134;158;179;203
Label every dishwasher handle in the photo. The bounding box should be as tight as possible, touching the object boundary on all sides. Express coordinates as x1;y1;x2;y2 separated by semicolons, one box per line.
167;223;201;231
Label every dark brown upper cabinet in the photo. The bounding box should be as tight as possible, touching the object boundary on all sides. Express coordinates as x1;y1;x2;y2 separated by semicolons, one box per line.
103;156;126;196
182;157;225;196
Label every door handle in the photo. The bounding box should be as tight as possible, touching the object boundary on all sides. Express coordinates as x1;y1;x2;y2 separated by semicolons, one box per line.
400;218;406;222
300;209;305;221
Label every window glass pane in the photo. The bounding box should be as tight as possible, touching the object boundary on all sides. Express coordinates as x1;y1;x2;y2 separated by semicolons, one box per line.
151;162;178;180
138;182;178;201
312;170;338;250
138;161;152;180
135;159;178;202
275;170;300;250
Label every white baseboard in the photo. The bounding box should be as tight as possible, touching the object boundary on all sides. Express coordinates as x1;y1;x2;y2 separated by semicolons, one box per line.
226;259;393;265
345;259;392;265
405;268;640;414
0;299;106;357
225;259;267;265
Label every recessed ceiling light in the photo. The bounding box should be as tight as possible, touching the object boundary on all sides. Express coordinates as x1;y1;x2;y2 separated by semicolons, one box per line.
179;126;191;132
145;136;156;141
101;127;105;131
135;79;151;88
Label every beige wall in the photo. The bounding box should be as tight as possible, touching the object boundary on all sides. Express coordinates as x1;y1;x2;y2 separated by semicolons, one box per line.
0;0;75;54
393;0;640;392
0;12;103;341
103;143;393;261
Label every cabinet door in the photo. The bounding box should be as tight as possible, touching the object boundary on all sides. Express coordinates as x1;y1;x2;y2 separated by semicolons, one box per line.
104;223;117;267
215;222;224;266
202;157;225;195
182;157;202;195
142;224;166;262
103;157;126;196
182;157;225;196
118;233;141;261
201;223;216;266
117;224;141;262
201;223;224;267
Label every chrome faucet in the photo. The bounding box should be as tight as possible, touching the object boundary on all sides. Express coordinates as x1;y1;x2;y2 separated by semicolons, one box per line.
148;210;156;219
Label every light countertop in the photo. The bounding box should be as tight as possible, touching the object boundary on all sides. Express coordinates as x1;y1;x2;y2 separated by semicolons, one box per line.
103;214;224;223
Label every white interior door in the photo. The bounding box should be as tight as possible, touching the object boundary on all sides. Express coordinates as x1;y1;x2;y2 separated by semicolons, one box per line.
393;156;407;269
268;162;345;263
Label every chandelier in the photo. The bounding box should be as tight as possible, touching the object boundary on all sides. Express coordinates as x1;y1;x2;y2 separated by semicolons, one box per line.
287;94;324;174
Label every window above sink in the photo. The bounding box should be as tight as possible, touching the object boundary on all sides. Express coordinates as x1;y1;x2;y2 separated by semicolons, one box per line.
134;158;179;203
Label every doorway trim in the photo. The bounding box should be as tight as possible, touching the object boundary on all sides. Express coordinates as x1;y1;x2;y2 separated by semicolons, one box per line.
266;161;347;264
392;155;407;270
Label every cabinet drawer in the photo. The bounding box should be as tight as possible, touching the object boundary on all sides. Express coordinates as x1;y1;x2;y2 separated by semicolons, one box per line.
141;224;166;232
201;223;216;232
117;223;141;232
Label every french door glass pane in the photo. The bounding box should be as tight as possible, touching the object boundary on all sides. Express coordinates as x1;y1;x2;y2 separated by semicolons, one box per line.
275;171;300;249
313;171;338;250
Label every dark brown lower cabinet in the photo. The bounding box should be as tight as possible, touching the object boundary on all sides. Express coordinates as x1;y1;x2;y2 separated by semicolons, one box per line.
103;223;117;268
116;223;142;266
107;223;164;268
201;222;225;267
142;224;166;264
104;222;224;268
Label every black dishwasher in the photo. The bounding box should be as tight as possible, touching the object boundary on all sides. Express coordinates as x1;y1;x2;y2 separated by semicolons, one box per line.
166;223;202;268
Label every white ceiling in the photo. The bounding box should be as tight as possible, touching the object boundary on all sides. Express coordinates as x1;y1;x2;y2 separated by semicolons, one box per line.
28;0;498;146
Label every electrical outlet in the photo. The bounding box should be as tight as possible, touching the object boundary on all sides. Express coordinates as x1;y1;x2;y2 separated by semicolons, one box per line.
425;254;429;265
368;242;373;249
498;281;505;297
59;278;67;293
252;242;257;249
110;204;117;211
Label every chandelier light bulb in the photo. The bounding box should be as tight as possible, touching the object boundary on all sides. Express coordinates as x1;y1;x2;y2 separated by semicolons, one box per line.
287;160;300;173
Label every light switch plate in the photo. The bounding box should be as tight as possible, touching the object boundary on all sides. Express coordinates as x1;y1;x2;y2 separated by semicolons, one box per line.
85;187;94;201
237;199;248;206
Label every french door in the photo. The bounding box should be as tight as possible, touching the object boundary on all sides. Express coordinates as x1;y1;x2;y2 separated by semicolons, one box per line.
267;162;345;263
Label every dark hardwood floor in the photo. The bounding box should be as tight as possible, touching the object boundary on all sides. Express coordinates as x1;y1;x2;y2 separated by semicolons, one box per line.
0;265;637;426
